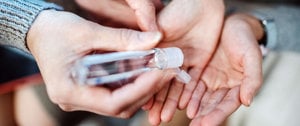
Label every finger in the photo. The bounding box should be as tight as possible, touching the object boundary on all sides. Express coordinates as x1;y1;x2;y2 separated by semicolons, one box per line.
142;97;154;110
222;20;263;106
151;0;164;10
118;93;154;118
91;26;162;51
186;80;206;119
190;87;241;126
65;86;153;119
197;88;228;116
148;85;169;125
241;41;263;106
179;68;202;109
75;0;138;28
125;0;159;31
160;80;184;122
158;0;198;40
201;66;229;91
113;69;174;112
68;70;170;117
59;85;112;116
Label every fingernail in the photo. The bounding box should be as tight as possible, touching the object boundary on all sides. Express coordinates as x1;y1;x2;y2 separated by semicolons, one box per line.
129;32;162;50
247;97;253;106
139;31;162;44
152;31;162;42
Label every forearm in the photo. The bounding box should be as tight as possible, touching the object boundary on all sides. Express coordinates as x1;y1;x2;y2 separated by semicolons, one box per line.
226;0;300;53
0;0;62;52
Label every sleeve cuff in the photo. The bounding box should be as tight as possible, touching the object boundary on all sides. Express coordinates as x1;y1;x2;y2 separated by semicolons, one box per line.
0;0;63;53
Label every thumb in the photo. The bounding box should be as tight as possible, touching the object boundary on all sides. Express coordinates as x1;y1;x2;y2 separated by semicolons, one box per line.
240;44;263;106
125;0;159;31
91;26;162;51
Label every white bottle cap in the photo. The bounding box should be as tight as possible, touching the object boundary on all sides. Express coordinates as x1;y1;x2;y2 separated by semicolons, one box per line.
162;47;184;68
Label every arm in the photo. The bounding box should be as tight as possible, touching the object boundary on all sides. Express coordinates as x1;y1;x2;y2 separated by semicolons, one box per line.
226;0;300;53
0;0;62;52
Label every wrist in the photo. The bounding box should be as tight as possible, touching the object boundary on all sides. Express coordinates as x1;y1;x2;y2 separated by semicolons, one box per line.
27;10;57;54
229;14;265;40
226;13;269;57
247;15;265;41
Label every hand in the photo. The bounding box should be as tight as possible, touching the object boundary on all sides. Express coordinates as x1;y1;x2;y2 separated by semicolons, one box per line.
26;10;173;118
75;0;163;31
188;13;263;126
146;0;225;125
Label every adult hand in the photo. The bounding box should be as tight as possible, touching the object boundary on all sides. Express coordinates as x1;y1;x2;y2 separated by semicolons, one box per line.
26;10;173;118
146;0;225;125
188;13;263;126
75;0;163;31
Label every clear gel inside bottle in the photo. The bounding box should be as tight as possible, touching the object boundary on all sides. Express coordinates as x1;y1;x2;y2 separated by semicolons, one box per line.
71;47;191;87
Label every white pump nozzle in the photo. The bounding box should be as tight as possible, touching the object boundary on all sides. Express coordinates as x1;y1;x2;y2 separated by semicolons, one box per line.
174;68;191;84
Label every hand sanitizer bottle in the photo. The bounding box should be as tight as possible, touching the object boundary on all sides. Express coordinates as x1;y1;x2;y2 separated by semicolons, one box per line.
71;47;191;86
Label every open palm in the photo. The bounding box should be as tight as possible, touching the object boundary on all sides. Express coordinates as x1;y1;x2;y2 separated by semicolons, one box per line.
188;14;264;126
146;0;226;125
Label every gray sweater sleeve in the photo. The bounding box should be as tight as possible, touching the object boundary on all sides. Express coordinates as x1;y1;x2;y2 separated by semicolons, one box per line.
0;0;62;52
226;1;300;53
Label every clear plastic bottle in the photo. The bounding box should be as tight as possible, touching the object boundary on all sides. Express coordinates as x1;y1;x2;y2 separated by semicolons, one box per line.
71;47;191;86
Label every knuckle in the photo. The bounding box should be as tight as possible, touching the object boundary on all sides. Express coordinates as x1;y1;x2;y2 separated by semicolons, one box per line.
106;105;134;119
48;91;64;104
118;29;136;50
106;106;123;117
156;95;167;104
48;89;71;105
48;94;59;104
118;111;134;119
59;104;74;112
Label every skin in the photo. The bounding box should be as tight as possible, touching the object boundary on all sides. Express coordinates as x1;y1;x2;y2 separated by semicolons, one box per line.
75;0;163;31
188;13;264;126
78;1;225;124
61;1;264;125
75;1;223;124
147;0;225;125
26;10;176;118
